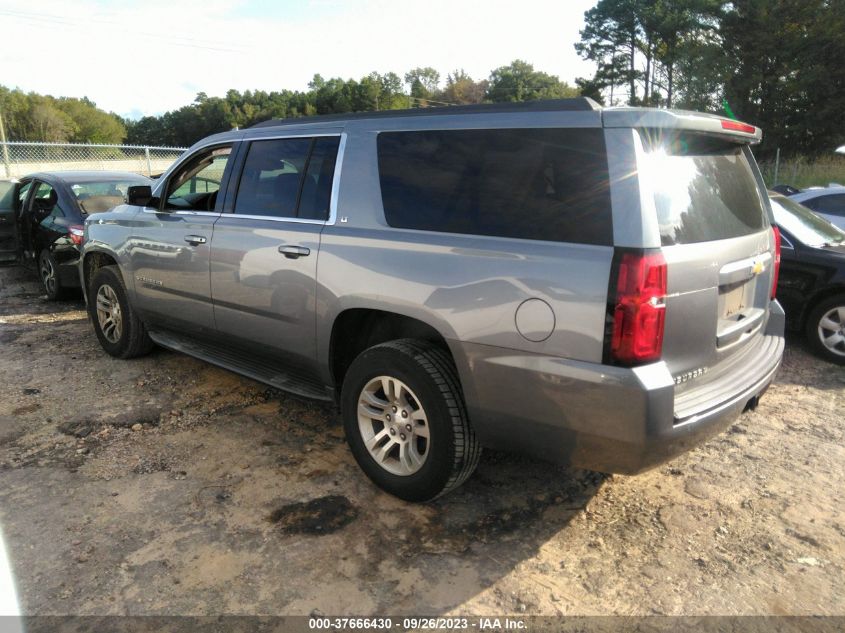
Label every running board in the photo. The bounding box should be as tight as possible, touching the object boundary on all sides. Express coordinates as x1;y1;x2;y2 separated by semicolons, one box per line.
148;329;333;401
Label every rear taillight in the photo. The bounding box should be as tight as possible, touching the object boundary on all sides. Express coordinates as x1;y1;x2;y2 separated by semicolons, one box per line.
608;251;667;366
68;225;84;246
771;226;781;300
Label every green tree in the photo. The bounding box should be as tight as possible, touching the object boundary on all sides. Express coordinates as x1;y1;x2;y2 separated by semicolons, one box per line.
439;70;487;104
404;67;441;102
486;60;578;102
575;0;721;107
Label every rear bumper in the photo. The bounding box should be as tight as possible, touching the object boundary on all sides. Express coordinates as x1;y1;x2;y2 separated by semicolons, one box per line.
54;248;82;288
452;301;785;474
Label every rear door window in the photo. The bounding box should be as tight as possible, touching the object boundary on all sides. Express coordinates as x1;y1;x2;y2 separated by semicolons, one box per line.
641;133;768;245
234;137;340;220
31;182;64;218
377;128;612;245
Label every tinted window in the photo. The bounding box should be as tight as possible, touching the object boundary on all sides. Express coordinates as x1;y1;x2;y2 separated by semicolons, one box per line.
804;193;845;217
298;137;340;220
642;133;768;245
235;138;311;218
377;128;612;244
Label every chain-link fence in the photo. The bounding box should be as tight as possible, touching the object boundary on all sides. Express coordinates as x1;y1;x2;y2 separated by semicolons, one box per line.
0;142;187;179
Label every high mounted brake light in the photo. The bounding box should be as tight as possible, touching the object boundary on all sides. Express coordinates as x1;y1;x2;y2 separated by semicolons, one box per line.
607;251;668;366
721;120;757;134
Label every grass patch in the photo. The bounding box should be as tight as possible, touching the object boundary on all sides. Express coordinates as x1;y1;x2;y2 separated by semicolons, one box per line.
758;155;845;189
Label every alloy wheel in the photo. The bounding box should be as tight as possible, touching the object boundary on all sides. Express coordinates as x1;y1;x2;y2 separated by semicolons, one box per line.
357;375;430;476
817;306;845;358
40;255;56;295
95;284;123;344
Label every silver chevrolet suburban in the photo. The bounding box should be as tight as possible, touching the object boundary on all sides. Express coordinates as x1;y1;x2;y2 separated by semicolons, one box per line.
80;99;785;501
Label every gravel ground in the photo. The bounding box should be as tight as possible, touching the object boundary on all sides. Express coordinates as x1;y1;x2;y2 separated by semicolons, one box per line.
0;263;843;617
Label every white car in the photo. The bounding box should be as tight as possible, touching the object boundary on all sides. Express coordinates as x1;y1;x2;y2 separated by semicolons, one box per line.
790;185;845;230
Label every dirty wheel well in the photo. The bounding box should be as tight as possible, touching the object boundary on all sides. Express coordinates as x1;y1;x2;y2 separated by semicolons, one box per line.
83;252;120;290
330;309;450;389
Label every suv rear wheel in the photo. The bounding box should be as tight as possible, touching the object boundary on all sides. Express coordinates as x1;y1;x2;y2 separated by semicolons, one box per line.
341;339;481;501
805;294;845;365
88;265;154;359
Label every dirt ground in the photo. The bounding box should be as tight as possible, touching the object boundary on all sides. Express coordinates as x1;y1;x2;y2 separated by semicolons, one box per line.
0;263;843;617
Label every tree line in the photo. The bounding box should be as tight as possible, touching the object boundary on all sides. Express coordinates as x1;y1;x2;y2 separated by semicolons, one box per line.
0;60;575;148
575;0;845;158
2;1;843;161
0;87;126;144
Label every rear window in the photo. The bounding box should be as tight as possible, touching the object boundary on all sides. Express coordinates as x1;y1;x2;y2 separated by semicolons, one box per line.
641;132;768;246
803;193;845;217
377;128;612;245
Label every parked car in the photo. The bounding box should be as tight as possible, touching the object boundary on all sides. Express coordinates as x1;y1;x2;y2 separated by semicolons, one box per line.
80;99;785;501
1;171;151;299
769;192;845;364
789;185;845;230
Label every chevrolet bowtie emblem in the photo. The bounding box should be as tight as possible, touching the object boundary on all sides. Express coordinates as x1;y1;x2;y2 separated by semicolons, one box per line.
752;261;765;275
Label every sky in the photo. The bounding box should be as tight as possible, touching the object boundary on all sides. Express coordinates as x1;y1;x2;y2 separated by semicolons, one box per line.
0;0;597;119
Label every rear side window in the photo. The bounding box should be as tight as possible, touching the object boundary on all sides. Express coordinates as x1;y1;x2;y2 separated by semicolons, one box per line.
234;136;340;220
641;132;768;245
803;193;845;217
377;128;612;245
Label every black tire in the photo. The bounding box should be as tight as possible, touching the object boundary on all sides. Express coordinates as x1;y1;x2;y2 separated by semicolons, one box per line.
805;294;845;365
39;249;69;301
87;265;154;359
341;339;481;501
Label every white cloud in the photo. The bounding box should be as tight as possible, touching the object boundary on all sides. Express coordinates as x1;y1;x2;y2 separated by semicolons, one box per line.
0;0;596;117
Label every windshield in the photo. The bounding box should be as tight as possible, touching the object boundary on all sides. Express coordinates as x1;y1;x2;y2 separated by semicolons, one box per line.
70;179;148;214
770;193;845;247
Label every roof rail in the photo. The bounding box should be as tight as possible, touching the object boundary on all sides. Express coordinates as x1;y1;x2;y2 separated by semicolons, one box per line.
250;97;601;129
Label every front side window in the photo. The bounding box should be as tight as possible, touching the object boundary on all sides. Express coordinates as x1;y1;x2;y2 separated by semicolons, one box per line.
233;136;340;220
166;146;232;211
377;128;612;244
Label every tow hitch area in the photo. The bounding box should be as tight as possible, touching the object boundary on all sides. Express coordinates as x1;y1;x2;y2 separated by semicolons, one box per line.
744;384;770;412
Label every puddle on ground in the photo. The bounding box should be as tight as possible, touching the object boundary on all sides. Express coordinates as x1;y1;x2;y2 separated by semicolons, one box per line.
269;494;358;535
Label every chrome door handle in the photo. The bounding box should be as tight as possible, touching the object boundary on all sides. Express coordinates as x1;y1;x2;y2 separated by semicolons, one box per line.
184;235;207;245
278;245;311;259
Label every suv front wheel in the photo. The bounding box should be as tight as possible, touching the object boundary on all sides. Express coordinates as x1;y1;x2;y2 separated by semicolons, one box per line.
341;339;481;501
88;265;154;359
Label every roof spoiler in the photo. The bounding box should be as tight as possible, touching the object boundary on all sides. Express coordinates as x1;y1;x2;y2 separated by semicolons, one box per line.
602;107;762;144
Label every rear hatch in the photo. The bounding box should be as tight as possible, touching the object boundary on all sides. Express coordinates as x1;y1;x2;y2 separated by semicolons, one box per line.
635;129;777;416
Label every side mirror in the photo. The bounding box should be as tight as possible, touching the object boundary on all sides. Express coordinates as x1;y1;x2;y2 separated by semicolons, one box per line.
127;185;155;207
